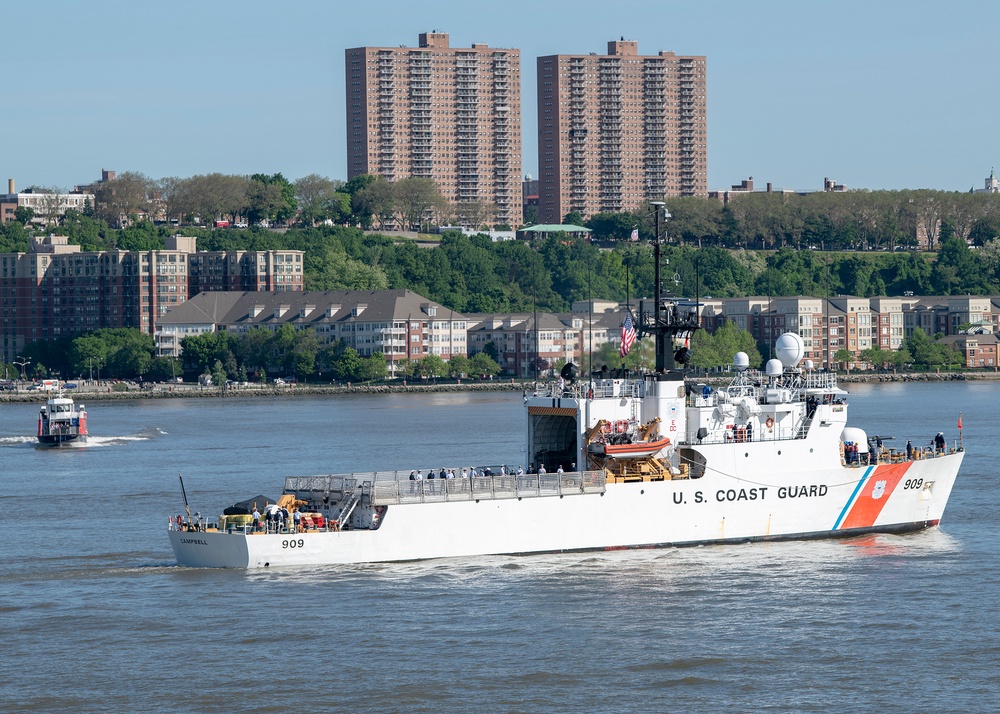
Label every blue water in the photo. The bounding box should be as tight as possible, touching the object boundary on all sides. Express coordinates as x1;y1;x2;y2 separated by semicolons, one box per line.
0;384;996;712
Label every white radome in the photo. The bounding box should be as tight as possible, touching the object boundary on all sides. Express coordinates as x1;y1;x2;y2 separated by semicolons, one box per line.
775;332;805;368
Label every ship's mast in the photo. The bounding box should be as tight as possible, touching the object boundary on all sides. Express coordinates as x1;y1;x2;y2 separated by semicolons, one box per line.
638;202;700;374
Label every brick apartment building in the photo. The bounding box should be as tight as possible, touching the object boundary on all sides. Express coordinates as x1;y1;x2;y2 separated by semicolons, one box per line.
699;294;1000;369
536;40;707;224
0;235;302;362
346;32;523;227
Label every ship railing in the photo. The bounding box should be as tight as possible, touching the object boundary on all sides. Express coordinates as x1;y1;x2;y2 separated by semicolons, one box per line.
371;471;606;505
285;475;358;494
694;423;803;445
533;378;645;400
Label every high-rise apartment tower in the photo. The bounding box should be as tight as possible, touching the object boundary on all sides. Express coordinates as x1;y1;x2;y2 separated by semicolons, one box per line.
346;32;523;227
536;40;707;224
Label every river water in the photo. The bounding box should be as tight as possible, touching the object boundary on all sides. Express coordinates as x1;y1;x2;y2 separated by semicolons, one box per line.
0;383;997;712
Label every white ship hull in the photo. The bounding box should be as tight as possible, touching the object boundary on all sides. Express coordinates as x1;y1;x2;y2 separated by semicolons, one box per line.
170;452;962;568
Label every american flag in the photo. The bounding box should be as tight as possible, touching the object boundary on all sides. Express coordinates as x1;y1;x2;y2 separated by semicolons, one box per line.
620;313;637;357
630;228;639;241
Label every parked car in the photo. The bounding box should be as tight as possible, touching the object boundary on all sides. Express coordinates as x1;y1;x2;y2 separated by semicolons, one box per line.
273;378;286;385
27;383;42;391
63;382;78;389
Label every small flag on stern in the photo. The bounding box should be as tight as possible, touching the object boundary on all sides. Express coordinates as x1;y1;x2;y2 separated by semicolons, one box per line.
958;413;963;430
620;313;637;357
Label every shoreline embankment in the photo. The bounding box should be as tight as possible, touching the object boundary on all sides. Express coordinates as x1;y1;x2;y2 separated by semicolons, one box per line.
1;370;996;405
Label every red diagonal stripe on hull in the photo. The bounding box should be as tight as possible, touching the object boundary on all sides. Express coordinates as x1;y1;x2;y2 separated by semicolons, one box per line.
840;462;912;529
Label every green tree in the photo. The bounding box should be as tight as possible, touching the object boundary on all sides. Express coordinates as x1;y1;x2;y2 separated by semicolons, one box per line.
236;327;273;377
689;321;761;370
834;348;854;370
331;346;363;382
211;359;227;388
358;352;388;382
94;171;153;228
906;328;963;368
394;177;447;231
890;347;911;371
66;328;156;379
247;173;297;224
344;173;377;197
71;335;109;379
244;178;283;226
294;174;341;226
482;341;500;363
181;332;235;374
353;177;395;230
587;211;641;241
447;354;470;378
394;358;417;380
146;356;181;382
14;206;34;225
469;352;501;377
168;173;249;223
416;354;447;379
931;235;988;294
289;328;320;379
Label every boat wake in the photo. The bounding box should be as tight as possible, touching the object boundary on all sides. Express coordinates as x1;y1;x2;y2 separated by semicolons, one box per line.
80;427;165;447
0;435;38;446
0;427;165;448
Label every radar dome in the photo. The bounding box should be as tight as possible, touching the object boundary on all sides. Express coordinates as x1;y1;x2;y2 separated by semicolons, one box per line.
804;359;814;371
765;358;784;377
774;332;805;368
733;352;750;371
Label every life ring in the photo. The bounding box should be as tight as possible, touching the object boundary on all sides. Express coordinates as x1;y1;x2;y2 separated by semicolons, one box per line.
765;417;774;429
616;420;628;434
600;421;612;435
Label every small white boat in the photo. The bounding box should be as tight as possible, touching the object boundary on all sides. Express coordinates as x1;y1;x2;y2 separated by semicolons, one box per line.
38;392;88;445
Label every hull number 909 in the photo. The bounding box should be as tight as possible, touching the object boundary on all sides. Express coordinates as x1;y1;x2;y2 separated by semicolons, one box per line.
282;539;305;549
903;478;924;490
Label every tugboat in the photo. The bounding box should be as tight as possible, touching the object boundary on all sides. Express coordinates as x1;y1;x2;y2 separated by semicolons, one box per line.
38;391;88;445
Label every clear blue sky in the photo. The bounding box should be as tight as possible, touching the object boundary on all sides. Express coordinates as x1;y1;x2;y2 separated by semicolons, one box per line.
4;0;997;193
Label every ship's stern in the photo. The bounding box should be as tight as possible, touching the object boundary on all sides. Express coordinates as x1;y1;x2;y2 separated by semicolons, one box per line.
169;529;251;568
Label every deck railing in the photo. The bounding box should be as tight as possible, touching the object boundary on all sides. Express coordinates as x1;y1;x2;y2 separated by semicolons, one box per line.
370;471;605;505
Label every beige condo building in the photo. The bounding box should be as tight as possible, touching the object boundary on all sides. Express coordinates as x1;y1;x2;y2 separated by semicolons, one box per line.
345;32;523;227
536;40;707;224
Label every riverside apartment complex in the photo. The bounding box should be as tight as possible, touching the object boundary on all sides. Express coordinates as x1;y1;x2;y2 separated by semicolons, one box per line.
346;32;523;227
536;40;708;223
0;235;302;362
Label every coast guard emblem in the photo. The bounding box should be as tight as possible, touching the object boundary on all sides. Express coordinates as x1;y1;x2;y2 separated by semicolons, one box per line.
871;480;887;500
